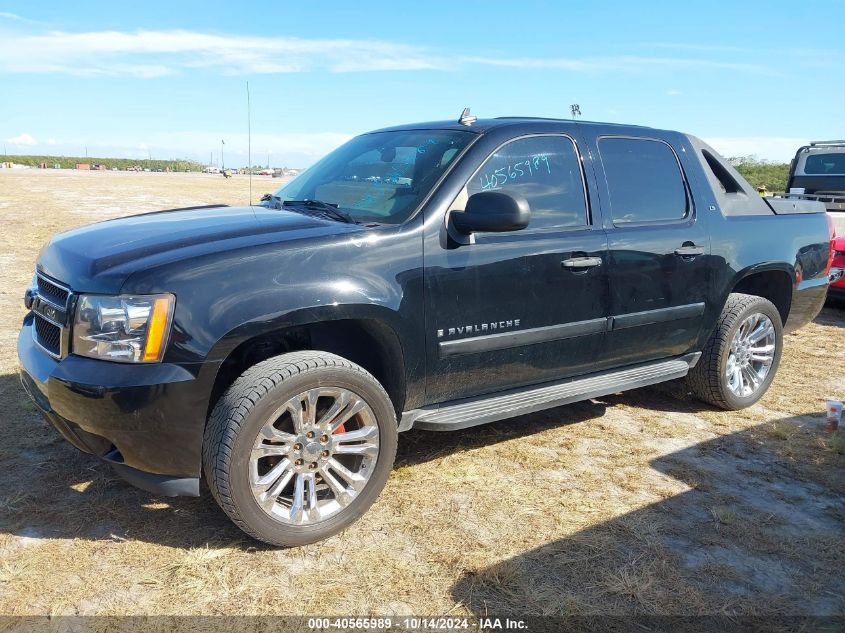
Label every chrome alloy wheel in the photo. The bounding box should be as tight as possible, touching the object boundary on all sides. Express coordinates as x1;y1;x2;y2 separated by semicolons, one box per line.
725;313;776;398
249;387;380;525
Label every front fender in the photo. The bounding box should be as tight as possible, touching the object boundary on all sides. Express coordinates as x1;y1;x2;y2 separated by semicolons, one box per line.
204;301;411;363
118;222;423;361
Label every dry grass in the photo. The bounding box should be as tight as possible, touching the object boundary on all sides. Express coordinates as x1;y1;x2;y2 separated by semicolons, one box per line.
0;169;843;618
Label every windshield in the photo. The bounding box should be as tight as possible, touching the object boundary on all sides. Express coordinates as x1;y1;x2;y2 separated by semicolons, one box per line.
270;129;475;224
803;152;845;176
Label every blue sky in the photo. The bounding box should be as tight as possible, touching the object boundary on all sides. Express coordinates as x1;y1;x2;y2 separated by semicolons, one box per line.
1;0;843;166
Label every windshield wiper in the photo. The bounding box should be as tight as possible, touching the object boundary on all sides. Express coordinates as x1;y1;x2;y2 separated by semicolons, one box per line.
280;199;358;224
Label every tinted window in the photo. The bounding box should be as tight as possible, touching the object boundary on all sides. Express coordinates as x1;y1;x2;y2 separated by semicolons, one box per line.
466;136;588;230
272;130;474;224
803;153;845;175
599;138;688;224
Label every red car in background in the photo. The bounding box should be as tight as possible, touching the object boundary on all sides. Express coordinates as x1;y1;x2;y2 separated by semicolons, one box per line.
830;234;845;302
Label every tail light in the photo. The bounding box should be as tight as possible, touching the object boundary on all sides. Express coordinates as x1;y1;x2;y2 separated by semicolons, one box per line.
826;213;836;274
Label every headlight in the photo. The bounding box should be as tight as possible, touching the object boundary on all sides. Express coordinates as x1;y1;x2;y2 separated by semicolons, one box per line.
72;294;175;363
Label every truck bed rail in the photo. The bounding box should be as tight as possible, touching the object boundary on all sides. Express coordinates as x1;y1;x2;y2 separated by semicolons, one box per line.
772;192;845;205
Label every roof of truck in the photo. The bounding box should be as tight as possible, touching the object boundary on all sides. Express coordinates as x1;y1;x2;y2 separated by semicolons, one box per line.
369;117;662;135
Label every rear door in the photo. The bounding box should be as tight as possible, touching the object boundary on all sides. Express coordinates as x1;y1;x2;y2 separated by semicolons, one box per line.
589;133;711;367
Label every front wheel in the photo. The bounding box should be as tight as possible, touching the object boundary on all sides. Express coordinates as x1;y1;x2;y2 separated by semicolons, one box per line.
203;351;398;547
687;293;783;410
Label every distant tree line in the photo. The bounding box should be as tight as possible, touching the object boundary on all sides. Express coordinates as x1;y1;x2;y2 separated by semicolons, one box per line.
730;156;791;192
2;155;206;172
4;152;792;191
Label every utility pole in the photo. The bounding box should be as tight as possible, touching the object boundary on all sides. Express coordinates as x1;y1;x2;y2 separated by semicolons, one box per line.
247;80;252;204
221;139;225;170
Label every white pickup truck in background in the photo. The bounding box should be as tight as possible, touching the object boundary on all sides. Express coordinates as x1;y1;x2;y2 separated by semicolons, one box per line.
773;140;845;235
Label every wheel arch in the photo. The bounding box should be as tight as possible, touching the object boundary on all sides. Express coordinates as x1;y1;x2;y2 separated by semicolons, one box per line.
206;311;409;422
727;265;794;327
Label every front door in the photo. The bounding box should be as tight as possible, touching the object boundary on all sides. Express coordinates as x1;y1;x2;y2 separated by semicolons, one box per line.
591;134;710;367
423;133;611;404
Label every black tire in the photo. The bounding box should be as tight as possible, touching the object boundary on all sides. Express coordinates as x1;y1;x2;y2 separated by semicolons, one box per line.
686;293;783;410
203;351;398;547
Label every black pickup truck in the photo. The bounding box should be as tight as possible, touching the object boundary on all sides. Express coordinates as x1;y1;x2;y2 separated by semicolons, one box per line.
18;114;834;546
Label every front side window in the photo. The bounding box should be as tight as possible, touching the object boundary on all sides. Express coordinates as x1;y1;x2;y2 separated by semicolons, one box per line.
271;130;475;224
466;135;589;230
803;153;845;175
599;137;688;224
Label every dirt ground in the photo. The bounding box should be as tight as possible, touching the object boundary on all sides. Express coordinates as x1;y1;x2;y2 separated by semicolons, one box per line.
0;170;843;622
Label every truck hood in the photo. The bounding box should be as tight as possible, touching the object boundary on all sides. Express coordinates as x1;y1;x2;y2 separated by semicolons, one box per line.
36;205;361;293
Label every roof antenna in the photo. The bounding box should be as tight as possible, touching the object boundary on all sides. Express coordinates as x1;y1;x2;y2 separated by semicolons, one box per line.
458;107;477;126
570;104;581;119
247;80;253;206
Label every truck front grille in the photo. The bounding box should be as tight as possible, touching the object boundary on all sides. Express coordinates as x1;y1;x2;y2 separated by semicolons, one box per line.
37;275;70;306
33;314;62;356
31;272;72;359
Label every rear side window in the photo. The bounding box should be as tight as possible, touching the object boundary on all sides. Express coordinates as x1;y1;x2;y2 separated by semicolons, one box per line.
803;153;845;175
599;137;688;224
466;135;588;230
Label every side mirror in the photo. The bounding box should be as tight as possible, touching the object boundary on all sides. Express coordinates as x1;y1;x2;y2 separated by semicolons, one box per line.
450;191;530;234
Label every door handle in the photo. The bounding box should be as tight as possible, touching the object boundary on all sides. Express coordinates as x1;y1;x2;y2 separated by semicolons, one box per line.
562;256;603;269
674;244;705;258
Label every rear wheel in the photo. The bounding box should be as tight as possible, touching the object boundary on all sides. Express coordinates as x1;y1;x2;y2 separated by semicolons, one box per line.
203;351;397;546
687;293;783;410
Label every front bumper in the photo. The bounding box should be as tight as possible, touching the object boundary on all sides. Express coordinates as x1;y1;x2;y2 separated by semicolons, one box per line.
18;313;216;496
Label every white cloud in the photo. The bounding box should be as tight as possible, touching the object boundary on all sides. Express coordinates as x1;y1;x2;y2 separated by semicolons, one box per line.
645;42;835;57
0;28;780;78
0;12;44;25
6;133;37;145
47;138;56;145
644;42;841;68
703;136;808;162
467;54;773;75
0;30;448;77
666;89;681;96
